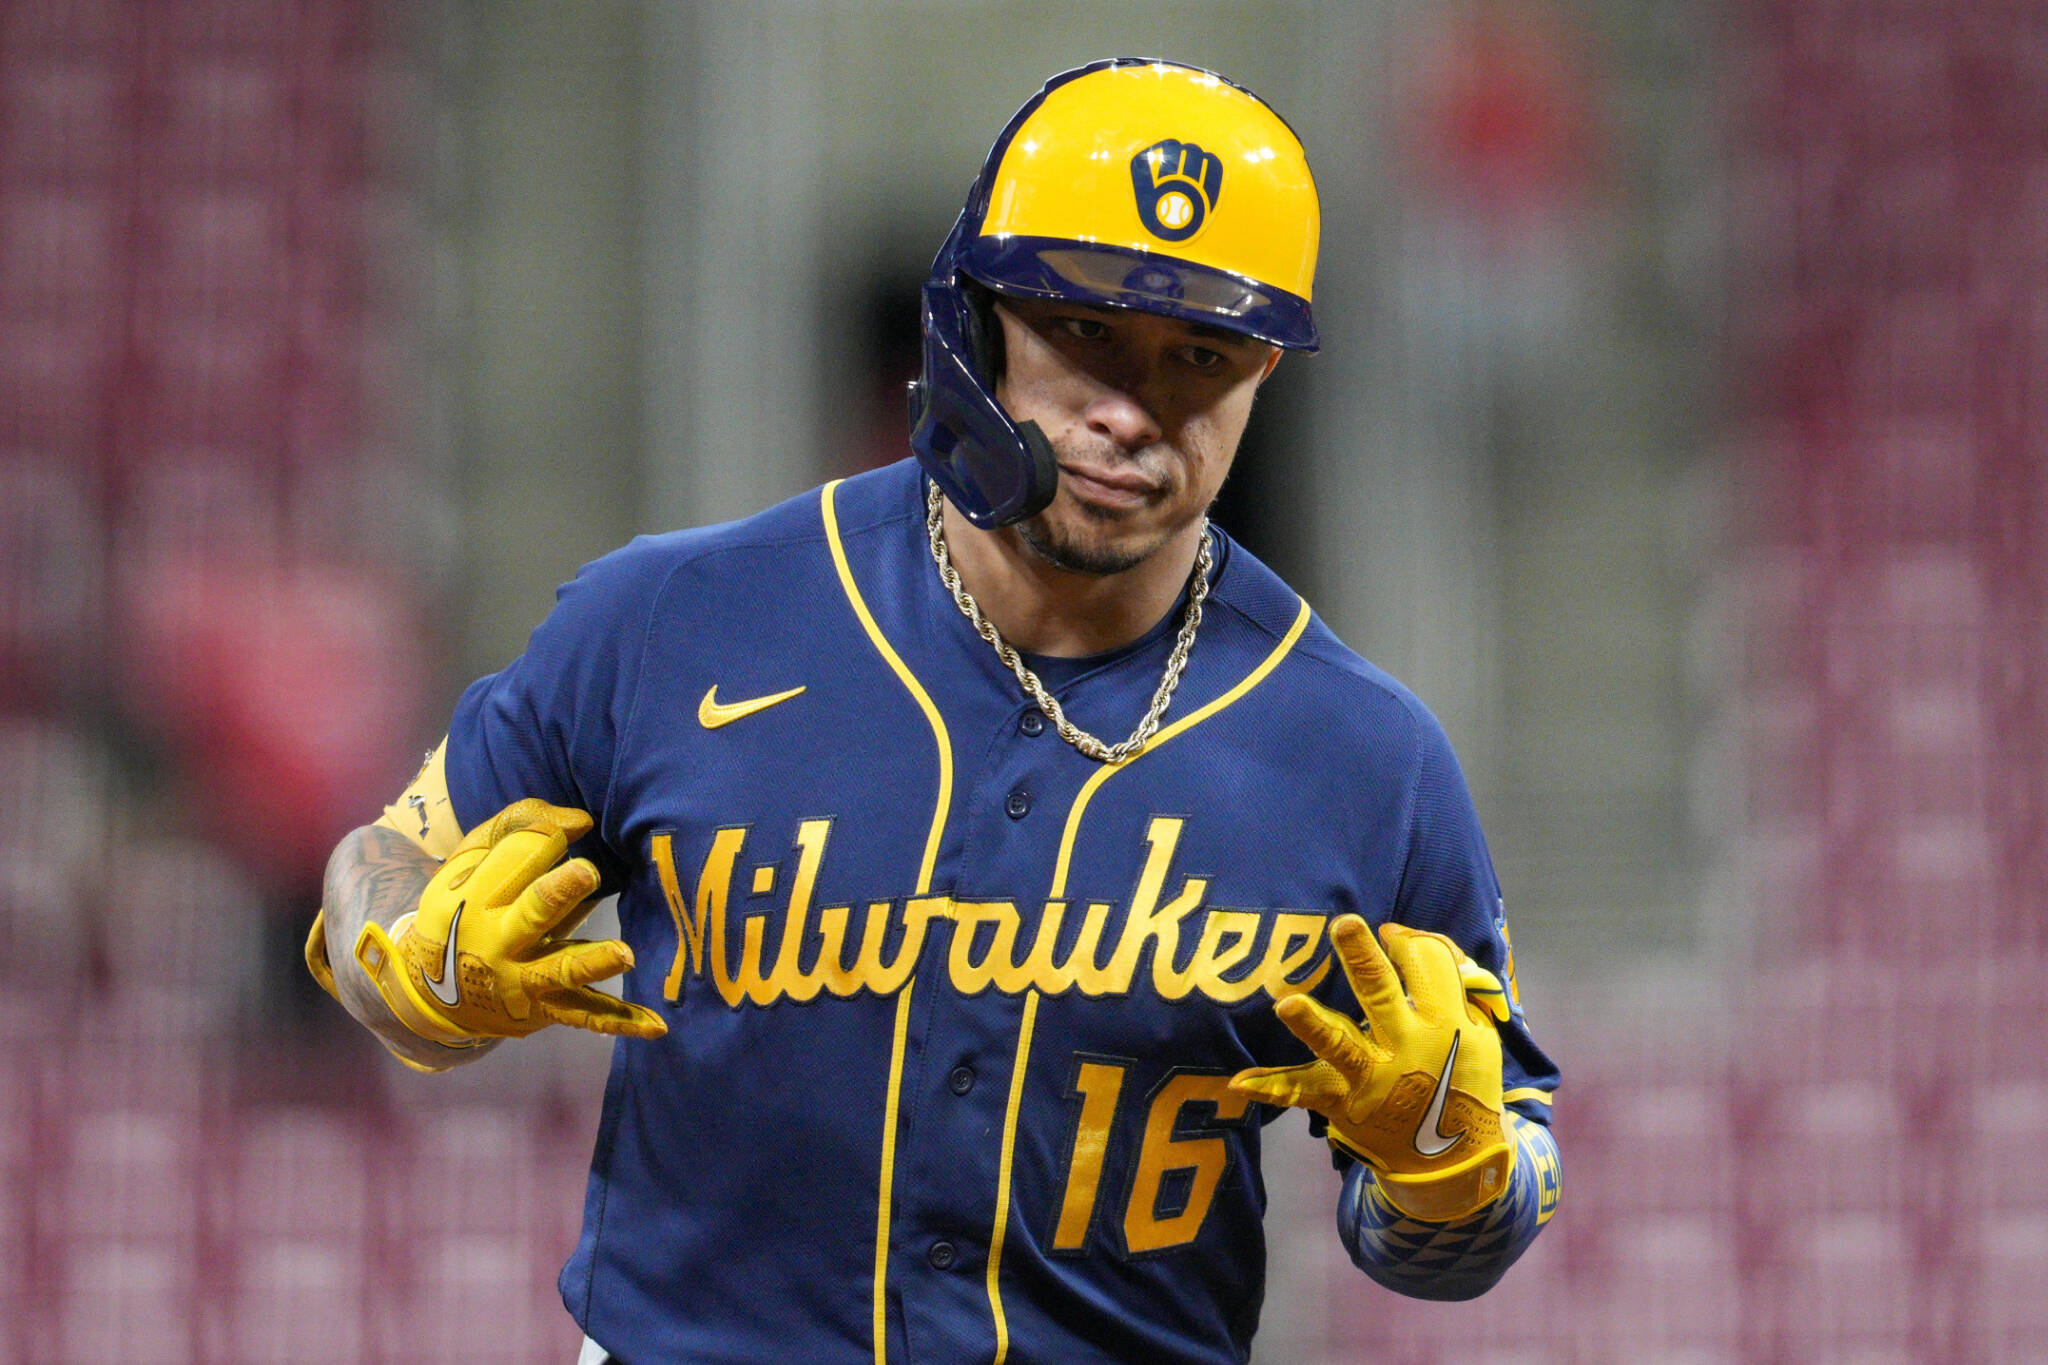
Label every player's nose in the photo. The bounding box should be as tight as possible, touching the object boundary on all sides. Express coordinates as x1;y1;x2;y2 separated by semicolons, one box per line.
1081;389;1164;453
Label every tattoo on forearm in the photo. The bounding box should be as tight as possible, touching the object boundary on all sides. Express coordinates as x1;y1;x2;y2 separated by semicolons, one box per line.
319;823;441;1035
322;823;437;948
317;822;495;1067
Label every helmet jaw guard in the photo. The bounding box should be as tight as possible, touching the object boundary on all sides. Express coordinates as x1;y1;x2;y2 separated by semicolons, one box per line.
909;57;1319;530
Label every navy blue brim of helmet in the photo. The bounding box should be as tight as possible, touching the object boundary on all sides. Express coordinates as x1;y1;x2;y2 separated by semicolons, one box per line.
959;234;1318;353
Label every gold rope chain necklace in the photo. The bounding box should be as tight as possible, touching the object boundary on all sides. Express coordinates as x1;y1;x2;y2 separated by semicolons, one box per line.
924;478;1212;765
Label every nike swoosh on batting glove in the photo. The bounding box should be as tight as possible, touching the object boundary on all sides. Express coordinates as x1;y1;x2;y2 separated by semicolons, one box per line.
353;798;668;1046
1229;915;1513;1223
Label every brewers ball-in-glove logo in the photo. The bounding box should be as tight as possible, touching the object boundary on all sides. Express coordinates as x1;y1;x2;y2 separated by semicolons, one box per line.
1130;138;1223;242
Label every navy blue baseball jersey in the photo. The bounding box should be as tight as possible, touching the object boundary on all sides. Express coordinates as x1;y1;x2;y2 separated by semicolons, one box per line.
442;458;1559;1364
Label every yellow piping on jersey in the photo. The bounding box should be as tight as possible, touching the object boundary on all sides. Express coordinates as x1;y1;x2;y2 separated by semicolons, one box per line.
1049;597;1311;899
873;982;916;1362
986;990;1041;1365
822;480;957;1365
1504;1087;1555;1106
823;480;954;893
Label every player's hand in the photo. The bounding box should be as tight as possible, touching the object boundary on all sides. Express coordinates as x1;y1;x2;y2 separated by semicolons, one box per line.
352;798;668;1046
1228;915;1512;1222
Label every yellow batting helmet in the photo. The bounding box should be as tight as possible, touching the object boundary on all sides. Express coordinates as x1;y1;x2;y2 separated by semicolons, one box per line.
909;58;1322;528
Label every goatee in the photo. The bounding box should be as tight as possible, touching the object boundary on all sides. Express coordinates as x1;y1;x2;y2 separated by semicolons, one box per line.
1014;511;1163;576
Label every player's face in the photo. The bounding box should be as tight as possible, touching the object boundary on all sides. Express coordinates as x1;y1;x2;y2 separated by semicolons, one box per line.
991;296;1280;576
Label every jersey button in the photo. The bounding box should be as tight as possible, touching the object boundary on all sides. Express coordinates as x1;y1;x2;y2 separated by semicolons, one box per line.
1019;711;1045;737
1005;789;1031;819
948;1065;975;1095
928;1240;957;1270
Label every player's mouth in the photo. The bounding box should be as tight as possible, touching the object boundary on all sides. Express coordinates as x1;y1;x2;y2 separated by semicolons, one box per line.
1058;461;1165;511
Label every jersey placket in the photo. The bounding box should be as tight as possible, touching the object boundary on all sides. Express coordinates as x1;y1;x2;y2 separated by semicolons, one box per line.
886;692;1099;1363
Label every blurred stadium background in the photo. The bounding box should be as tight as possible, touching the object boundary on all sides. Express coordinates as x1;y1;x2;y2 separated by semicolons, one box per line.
0;0;2042;1361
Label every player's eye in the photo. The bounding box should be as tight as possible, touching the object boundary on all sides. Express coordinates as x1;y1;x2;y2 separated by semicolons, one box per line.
1060;317;1109;341
1182;345;1227;371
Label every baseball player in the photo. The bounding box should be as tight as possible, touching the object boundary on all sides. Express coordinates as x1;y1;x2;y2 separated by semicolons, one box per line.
306;59;1561;1364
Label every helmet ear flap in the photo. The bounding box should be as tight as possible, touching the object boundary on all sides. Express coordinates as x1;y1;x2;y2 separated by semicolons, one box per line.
961;279;1006;386
906;258;1059;529
957;279;1059;520
956;280;1055;512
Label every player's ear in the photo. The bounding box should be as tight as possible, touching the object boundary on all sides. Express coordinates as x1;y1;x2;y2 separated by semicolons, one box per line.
1255;348;1282;386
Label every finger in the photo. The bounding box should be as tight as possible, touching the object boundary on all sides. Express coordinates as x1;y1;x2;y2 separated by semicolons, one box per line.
1459;957;1512;1024
504;858;602;946
466;825;573;910
491;797;593;843
537;987;668;1040
1273;992;1378;1072
1328;915;1406;1033
449;797;592;862
1378;925;1464;1024
549;893;602;941
1227;1059;1349;1114
525;936;634;991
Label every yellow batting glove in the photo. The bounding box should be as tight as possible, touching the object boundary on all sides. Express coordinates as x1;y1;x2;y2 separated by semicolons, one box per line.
353;799;668;1046
1229;915;1513;1223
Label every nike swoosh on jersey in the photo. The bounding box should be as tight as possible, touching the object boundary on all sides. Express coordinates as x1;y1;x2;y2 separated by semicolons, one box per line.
1411;1032;1465;1158
426;900;465;1008
698;683;807;729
